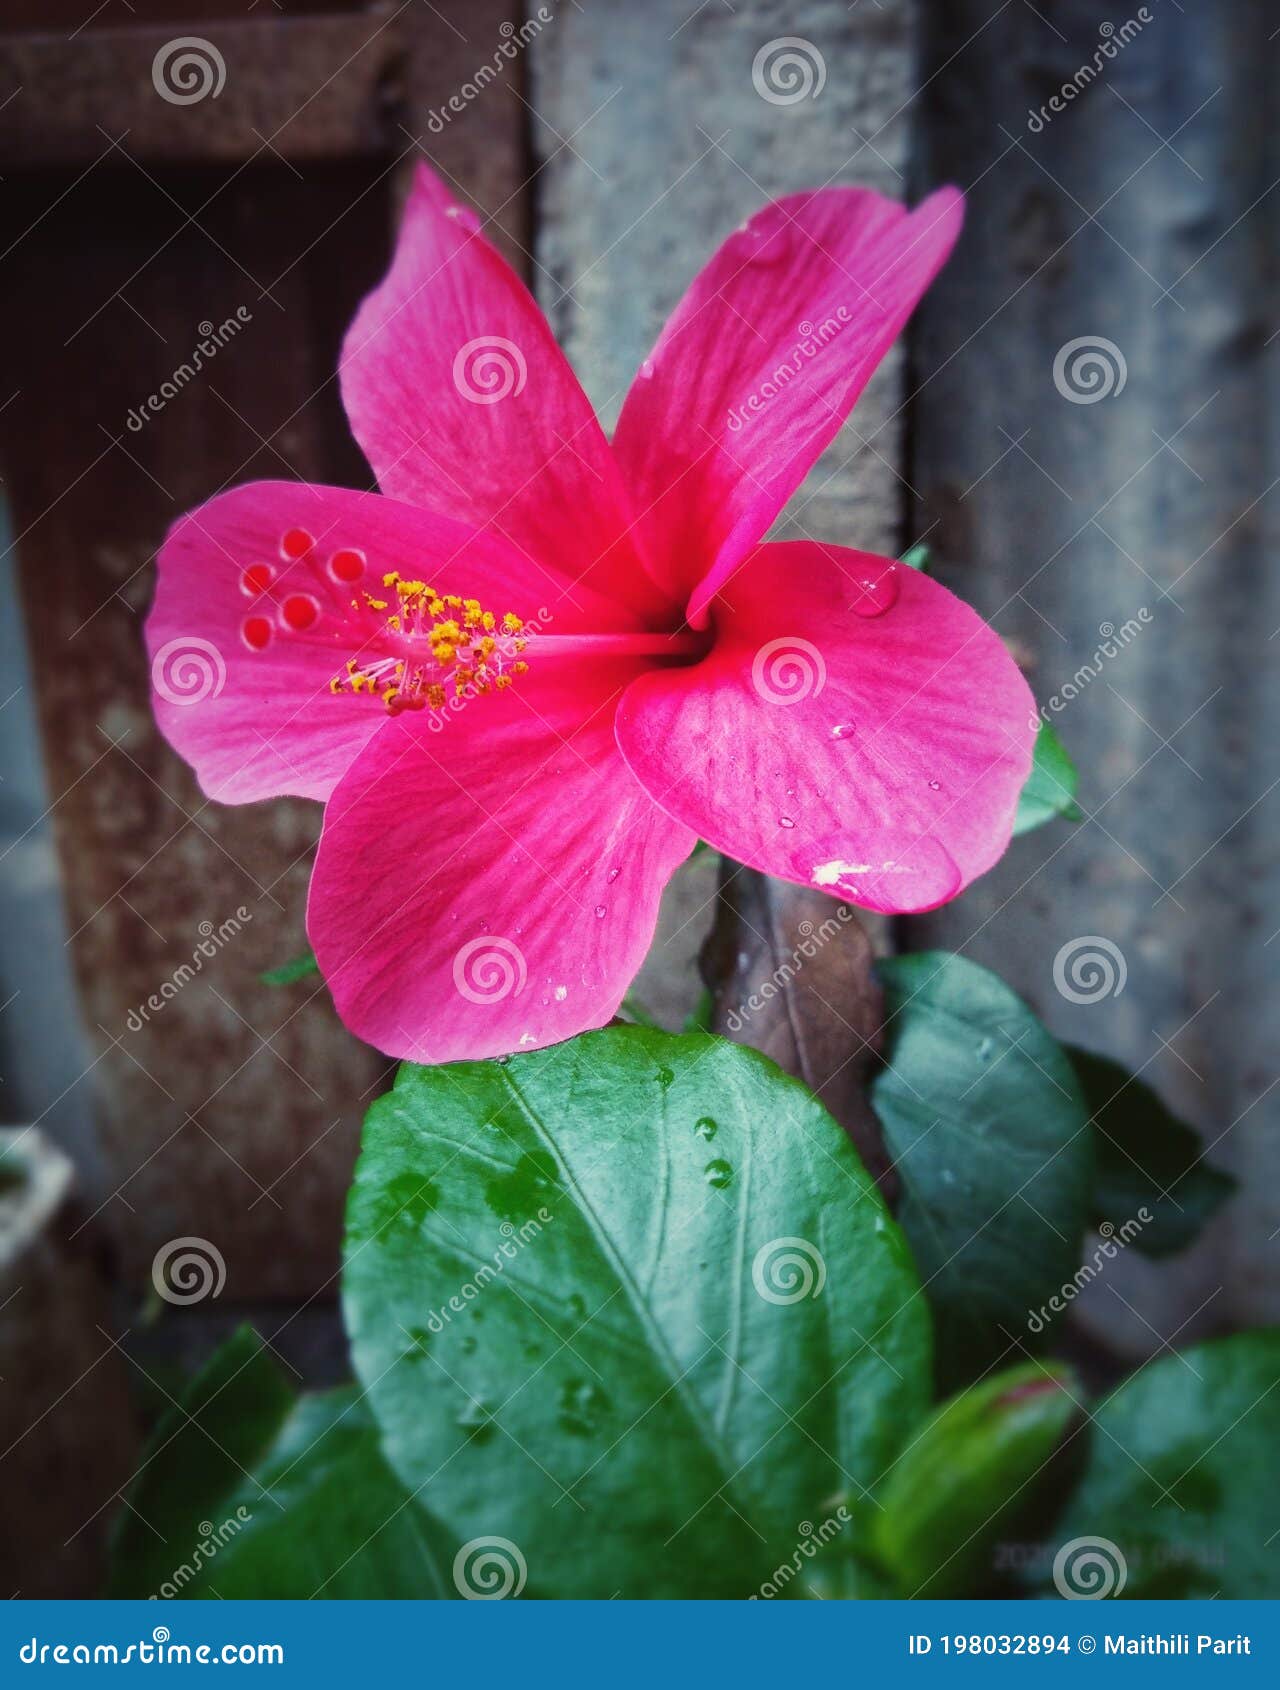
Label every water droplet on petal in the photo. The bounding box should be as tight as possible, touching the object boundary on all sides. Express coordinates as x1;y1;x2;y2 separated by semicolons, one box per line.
704;1158;733;1189
606;866;621;883
445;203;482;233
779;815;795;829
594;904;607;919
928;779;941;791
830;722;856;740
639;358;655;380
694;1117;717;1142
849;561;901;619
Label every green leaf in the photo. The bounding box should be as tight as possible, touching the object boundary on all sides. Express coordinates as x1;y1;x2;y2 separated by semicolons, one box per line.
1040;1332;1280;1598
1067;1046;1235;1257
108;1328;295;1597
343;1026;930;1599
899;543;931;572
872;952;1094;1387
188;1389;455;1599
872;1361;1078;1596
108;1329;452;1600
261;949;319;986
1013;721;1082;836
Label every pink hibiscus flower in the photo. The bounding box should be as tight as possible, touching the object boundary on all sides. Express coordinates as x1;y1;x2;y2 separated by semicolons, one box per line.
147;165;1034;1063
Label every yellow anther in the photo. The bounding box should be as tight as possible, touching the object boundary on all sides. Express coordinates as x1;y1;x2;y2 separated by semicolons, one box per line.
502;612;522;634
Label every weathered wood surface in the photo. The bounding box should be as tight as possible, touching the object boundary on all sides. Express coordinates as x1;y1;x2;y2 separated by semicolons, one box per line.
0;0;530;1296
532;0;914;1124
0;1130;136;1597
911;1;1278;1348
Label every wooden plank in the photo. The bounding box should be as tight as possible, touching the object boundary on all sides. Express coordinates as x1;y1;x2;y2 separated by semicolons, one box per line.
0;1130;137;1597
909;0;1278;1347
0;1;531;1297
530;0;916;1122
0;14;398;167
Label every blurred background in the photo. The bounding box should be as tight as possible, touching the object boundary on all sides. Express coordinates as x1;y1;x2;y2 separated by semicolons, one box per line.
0;0;1275;1595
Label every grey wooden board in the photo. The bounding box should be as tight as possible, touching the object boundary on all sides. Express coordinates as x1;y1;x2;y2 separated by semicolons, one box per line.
530;0;916;1026
909;1;1278;1347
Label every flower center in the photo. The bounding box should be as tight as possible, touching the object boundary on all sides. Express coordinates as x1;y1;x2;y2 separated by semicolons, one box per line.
235;527;531;717
331;573;529;715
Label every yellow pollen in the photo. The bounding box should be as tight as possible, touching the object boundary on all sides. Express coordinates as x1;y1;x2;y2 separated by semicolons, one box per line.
329;577;533;715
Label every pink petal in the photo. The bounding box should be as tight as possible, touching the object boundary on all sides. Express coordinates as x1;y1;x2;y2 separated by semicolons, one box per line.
308;662;695;1062
613;541;1036;914
340;163;670;626
146;480;615;805
611;187;963;622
